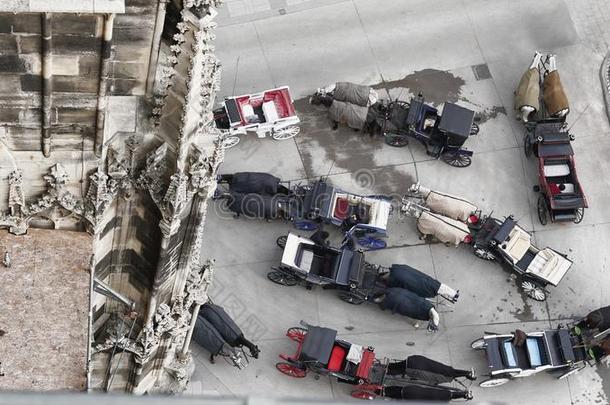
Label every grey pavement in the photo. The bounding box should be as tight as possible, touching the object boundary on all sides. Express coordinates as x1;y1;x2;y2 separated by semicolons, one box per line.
193;1;610;403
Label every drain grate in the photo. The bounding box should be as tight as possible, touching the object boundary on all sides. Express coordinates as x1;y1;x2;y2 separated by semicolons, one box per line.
472;63;492;80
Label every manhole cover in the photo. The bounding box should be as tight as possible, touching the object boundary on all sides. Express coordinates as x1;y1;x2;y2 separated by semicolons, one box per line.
472;63;491;80
278;8;286;15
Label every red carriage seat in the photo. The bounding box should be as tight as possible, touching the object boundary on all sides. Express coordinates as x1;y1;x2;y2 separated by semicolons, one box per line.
355;349;375;379
327;345;347;372
334;197;350;220
263;88;295;118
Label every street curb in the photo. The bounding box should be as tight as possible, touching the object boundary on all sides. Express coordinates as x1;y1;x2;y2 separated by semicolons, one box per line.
602;51;610;123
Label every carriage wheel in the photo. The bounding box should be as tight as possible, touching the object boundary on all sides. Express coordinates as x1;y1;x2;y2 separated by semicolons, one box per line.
574;208;584;224
286;327;308;342
267;270;297;286
357;236;387;250
351;390;377;400
276;362;306;378
537;195;549;226
221;135;240;149
272;125;300;140
521;279;547;301
339;291;365;305
470;122;480;135
441;152;472;168
473;247;495;261
471;338;487;350
276;235;288;248
384;133;409;147
479;378;510;388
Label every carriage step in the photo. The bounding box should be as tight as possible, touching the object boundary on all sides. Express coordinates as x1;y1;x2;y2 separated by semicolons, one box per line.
552;213;577;222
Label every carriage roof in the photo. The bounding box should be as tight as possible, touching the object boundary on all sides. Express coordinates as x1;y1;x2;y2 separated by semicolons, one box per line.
438;102;475;139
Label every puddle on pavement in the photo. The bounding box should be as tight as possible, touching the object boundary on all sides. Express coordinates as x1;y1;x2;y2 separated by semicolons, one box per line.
373;68;465;104
292;97;414;195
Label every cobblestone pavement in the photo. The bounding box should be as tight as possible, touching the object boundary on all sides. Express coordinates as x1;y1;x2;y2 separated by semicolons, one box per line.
193;1;610;404
0;229;90;391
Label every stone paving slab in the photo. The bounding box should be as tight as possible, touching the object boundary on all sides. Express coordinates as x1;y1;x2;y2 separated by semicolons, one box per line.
0;229;90;392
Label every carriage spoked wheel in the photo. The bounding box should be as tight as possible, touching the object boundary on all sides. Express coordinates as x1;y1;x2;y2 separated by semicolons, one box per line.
267;270;297;286
574;208;584;224
441;152;472;168
221;135;240;149
537;195;549;226
276;362;306;378
470;122;480;135
286;327;308;342
384;133;409;147
521;279;547;301
470;338;487;350
272;125;300;140
473;247;495;261
339;291;365;305
276;235;288;248
479;378;510;388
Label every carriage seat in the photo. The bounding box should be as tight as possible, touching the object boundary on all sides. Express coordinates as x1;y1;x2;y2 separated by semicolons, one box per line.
502;227;531;262
525;337;548;367
327;345;348;372
526;248;570;286
549;182;575;195
334;197;350;220
543;163;570;177
263;88;295;119
262;101;280;123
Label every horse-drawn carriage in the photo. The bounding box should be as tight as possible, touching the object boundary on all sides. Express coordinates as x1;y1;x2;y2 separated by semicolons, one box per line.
213;86;300;149
402;184;572;301
301;179;392;250
215;173;391;250
470;215;573;301
470;310;609;388
379;95;479;167
267;231;378;305
524;119;587;224
516;52;587;224
277;322;473;401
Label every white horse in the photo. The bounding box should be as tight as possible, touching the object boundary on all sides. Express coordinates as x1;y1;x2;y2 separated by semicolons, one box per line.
401;200;472;247
407;182;478;223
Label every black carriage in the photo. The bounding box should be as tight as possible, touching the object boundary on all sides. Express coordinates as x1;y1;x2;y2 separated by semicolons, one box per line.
215;173;392;248
379;94;479;167
470;215;572;301
523;119;587;224
267;232;378;305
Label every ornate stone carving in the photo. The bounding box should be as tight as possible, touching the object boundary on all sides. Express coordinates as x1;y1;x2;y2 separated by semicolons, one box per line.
136;144;169;211
84;170;116;231
8;169;25;217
